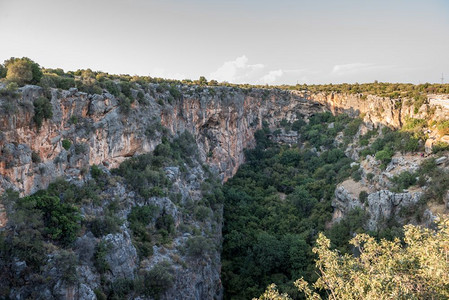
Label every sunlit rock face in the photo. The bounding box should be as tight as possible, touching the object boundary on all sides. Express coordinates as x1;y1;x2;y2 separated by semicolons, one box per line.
0;85;322;195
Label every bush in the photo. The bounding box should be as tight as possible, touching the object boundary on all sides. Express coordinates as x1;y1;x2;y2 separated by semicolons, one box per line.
128;205;158;257
391;171;417;192
90;164;102;179
33;96;53;128
62;139;71;150
120;81;133;99
4;57;42;85
359;191;368;203
31;151;41;163
0;64;6;78
375;149;394;168
343;118;363;137
169;85;181;100
94;241;111;274
118;96;132;114
194;205;211;222
155;210;175;239
103;80;120;96
186;236;212;257
24;192;81;245
436;120;449;136
432;141;449;153
74;143;87;155
295;217;449;300
142;262;174;299
351;169;362;182
90;215;121;238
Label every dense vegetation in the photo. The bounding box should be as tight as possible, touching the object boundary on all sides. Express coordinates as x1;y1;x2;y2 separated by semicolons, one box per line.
1;57;448;111
257;216;449;300
1;58;449;299
222;113;368;299
0;130;221;299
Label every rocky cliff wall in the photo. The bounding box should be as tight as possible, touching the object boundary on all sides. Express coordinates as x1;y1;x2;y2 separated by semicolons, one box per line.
1;83;449;298
0;85;322;196
305;91;449;151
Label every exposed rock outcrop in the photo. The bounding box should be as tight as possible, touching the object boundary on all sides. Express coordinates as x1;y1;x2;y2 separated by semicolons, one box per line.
0;85;324;196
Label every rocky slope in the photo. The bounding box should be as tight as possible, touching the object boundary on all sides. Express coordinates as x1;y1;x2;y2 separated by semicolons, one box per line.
0;82;449;299
2;85;449;198
306;91;449;151
0;83;323;300
0;85;324;198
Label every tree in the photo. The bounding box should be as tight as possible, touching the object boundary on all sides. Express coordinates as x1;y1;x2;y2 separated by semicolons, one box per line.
198;76;208;86
283;216;449;300
4;57;42;85
0;64;6;78
33;96;53;128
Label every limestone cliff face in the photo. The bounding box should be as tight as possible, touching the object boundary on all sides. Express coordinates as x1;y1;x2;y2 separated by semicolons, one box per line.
0;85;321;196
1;83;449;298
306;91;449;151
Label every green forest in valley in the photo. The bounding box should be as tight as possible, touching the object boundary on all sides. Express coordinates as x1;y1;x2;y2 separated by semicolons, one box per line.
222;113;369;299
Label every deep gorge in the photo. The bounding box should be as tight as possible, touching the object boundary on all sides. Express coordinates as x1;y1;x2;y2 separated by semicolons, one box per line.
1;79;449;299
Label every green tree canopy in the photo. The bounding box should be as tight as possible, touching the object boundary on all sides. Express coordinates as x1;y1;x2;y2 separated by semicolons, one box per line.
257;216;449;300
4;57;42;86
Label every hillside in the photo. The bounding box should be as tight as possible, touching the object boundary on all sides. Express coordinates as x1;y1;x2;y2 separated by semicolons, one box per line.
0;62;449;299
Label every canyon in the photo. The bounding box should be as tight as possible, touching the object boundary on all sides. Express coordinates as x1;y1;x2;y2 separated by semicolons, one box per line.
0;82;448;299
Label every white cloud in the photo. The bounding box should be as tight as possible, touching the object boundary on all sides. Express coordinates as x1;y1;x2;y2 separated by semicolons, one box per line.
332;63;375;75
210;55;265;83
260;69;283;84
211;56;312;85
150;67;186;80
331;63;394;77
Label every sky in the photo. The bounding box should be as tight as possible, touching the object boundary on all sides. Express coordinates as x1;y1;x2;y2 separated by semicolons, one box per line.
0;0;448;85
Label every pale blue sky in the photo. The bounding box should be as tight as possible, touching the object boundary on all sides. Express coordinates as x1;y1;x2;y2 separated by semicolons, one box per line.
0;0;448;84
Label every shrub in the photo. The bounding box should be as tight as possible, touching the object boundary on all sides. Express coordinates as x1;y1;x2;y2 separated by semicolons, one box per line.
137;90;145;104
343;118;362;137
94;289;107;300
74;143;87;155
62;139;71;150
0;64;6;78
391;171;417;192
103;80;120;96
351;169;362;182
169;85;181;100
432;141;449;153
90;164;102;179
375;149;394;168
295;217;449;300
90;215;121;238
109;278;136;299
359;191;368;203
194;205;211;222
155;210;175;238
94;241;111;274
22;192;81;245
142;262;174;299
4;57;42;85
186;236;212;257
436;120;449;136
33;96;53;128
31;151;41;163
120;81;133;99
54;250;78;284
128;205;158;257
118;96;132;114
